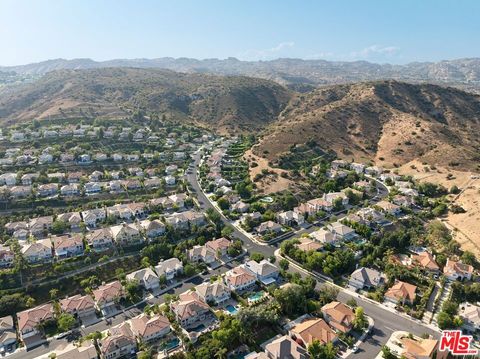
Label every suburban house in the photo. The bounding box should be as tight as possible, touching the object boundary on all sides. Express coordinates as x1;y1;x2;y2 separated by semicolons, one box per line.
57;212;83;230
10;185;32;198
411;252;440;273
139;219;165;239
29;216;53;236
375;200;402;216
224;266;257;292
99;323;137;359
52;234;84;259
187;245;216;264
110;223;143;246
60;294;96;322
321;301;355;333
21;173;39;186
400;336;448;359
276;210;305;226
21;239;52;263
84;182;103;194
0;316;17;353
0;245;14;268
244;259;279;285
47;341;98;359
323;192;349;206
165;211;206;230
306;198;333;214
81;208;106;227
459;302;480;334
126;268;160;291
255;221;283;236
296;237;322;252
0;173;16;186
309;228;338;245
246;335;308;359
232;201;250;213
129;314;171;343
443;259;474;281
17;304;54;349
144;178;161;189
385;281;417;305
327;222;357;241
205;237;232;257
348;267;385;291
195;281;231;305
92;281;125;315
289;318;337;346
170;291;211;329
155;258;184;281
86;228;114;251
37;183;58;197
356;207;387;226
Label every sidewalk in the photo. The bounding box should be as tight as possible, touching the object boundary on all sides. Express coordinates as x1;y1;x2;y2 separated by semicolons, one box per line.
342;316;375;358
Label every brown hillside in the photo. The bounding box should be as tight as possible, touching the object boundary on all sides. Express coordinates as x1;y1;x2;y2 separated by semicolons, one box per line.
254;81;480;171
0;68;291;132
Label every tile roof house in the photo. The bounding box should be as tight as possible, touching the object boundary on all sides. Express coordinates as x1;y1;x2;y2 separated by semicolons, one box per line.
170;291;211;329
57;212;82;230
276;210;305;226
348;267;385;291
321;301;355;333
86;228;114;251
92;281;125;313
195;281;231;305
155;258;183;281
411;252;440;273
52;234;84;259
244;259;279;285
187;245;216;264
129;314;171;343
400;337;447;359
296;237;322;252
126;268;160;291
246;335;308;359
309;228;338;245
21;239;52;263
110;223;143;246
255;221;282;235
0;245;14;268
81;208;106;227
205;237;231;257
0;316;17;352
327;222;357;241
290;318;337;346
99;323;136;359
224;266;257;292
443;259;474;281
139;219;165;239
375;200;402;216
459;302;480;334
385;281;417;305
29;216;53;236
60;294;96;319
17;304;54;347
50;341;98;359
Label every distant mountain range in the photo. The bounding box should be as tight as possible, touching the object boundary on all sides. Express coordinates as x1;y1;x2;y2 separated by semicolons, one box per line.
2;57;480;93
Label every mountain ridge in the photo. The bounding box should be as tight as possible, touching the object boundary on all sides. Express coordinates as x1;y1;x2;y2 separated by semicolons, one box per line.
2;57;480;93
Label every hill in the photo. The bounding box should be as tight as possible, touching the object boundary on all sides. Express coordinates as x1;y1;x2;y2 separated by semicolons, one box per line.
0;68;291;131
254;81;480;171
2;57;480;93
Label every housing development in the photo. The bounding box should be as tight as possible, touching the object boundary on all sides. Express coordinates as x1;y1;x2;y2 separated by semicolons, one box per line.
0;117;477;359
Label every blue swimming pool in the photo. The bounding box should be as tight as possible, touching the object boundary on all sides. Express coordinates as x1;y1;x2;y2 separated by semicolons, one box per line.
248;291;265;302
162;338;180;351
226;304;238;314
189;324;205;332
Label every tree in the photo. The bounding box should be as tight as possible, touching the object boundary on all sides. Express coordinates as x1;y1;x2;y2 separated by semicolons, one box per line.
274;285;308;316
308;340;337;359
461;251;476;266
57;313;76;332
353;306;367;330
184;264;196;277
51;220;68;235
49;288;59;300
141;257;151;268
279;258;289;271
250;252;264;263
437;311;454;329
217;198;230;210
221;226;234;238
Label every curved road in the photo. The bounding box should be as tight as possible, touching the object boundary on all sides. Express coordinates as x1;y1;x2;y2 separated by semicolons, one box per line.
187;151;439;359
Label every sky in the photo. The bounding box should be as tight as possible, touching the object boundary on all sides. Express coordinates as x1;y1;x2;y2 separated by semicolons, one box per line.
1;0;479;66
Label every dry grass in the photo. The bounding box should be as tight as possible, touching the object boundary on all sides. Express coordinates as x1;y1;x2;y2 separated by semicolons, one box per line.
243;149;293;194
398;160;480;256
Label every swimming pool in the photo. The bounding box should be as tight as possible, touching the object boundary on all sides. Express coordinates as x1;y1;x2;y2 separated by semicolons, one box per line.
162;338;180;351
189;323;205;332
248;291;266;303
226;304;238;314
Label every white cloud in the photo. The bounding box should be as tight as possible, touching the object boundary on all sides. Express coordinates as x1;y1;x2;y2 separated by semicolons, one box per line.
306;52;334;60
239;41;295;60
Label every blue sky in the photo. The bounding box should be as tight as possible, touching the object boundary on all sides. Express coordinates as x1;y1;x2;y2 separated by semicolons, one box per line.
1;0;479;66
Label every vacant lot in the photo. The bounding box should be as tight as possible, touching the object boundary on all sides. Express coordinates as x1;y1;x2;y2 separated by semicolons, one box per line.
398;160;480;256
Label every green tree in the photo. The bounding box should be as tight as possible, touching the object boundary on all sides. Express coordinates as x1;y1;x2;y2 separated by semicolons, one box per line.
57;313;76;332
250;252;264;262
353;306;367;330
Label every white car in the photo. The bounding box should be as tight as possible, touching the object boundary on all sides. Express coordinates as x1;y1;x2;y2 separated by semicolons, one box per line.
352;345;359;353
